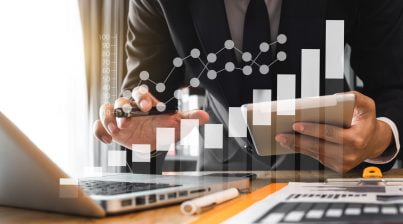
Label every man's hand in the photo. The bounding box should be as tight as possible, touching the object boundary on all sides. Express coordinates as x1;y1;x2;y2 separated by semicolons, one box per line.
93;86;209;151
275;91;393;173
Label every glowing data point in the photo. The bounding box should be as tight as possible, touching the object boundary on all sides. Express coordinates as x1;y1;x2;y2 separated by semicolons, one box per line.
259;65;270;75
156;83;166;92
138;84;149;94
122;90;132;99
225;62;235;72
224;40;235;50
260;42;270;52
243;66;253;75
191;48;200;58
277;51;287;61
122;103;132;113
207;70;217;80
242;52;252;62
207;53;217;63
190;78;200;87
174;89;183;99
156;102;166;112
277;34;287;44
139;71;149;80
173;57;183;67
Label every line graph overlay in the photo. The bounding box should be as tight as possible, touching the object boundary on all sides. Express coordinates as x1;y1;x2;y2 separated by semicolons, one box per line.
127;35;288;110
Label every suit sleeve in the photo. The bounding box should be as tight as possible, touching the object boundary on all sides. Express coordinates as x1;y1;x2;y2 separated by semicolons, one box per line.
122;0;185;174
349;0;403;170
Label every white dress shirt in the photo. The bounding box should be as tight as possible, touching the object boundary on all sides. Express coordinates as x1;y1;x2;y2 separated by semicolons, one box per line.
223;0;400;164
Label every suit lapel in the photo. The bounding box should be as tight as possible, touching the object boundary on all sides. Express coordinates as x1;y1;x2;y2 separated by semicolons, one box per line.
189;0;243;106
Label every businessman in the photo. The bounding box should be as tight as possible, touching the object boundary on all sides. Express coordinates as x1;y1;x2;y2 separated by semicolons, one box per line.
94;0;403;173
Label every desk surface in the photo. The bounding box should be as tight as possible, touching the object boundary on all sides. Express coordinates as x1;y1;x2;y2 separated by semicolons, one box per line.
2;169;403;224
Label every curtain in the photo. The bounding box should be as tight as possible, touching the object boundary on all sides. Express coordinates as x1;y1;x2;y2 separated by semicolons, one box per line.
78;0;129;171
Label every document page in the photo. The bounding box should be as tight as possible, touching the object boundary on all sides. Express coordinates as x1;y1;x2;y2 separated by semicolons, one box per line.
224;182;403;224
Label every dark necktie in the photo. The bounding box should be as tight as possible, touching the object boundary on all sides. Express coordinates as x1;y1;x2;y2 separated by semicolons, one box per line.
241;0;274;105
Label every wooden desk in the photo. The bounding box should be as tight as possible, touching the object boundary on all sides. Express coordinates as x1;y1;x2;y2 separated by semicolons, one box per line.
2;169;403;224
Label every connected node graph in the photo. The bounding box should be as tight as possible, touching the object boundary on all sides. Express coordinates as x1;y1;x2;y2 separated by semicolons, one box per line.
131;34;287;111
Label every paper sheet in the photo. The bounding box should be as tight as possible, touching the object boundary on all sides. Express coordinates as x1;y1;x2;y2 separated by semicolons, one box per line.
224;182;403;224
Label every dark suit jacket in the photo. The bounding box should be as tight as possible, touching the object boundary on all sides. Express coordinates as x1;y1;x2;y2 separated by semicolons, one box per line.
122;0;403;173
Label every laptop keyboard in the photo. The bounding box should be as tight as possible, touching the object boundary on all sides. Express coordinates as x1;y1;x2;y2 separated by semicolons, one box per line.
79;180;181;196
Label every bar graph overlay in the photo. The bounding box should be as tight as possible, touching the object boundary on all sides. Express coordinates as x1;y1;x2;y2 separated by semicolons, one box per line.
156;128;175;151
326;20;344;79
253;89;272;125
180;119;199;147
229;107;248;137
277;75;296;116
59;178;79;198
301;49;320;98
204;124;224;149
132;144;151;162
102;20;348;168
108;150;126;167
59;178;78;186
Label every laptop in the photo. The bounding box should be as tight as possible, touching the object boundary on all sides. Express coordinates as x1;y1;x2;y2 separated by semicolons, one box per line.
0;112;250;217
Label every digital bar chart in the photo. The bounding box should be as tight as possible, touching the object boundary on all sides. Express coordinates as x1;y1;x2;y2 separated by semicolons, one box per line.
277;74;296;116
326;20;344;80
156;128;175;152
103;20;346;167
204;124;224;149
253;89;272;126
301;49;320;98
228;107;248;137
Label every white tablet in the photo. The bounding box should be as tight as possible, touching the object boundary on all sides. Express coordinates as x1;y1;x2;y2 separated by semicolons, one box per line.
241;94;356;156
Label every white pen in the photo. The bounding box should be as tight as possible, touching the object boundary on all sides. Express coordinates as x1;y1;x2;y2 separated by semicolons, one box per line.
180;188;240;216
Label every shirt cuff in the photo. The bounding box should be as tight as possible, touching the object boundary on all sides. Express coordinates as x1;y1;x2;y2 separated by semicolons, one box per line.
364;117;401;164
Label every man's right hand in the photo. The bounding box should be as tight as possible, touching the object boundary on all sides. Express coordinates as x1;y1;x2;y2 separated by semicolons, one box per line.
93;86;209;151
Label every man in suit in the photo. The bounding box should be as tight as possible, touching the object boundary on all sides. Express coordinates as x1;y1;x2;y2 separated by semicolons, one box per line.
93;0;403;173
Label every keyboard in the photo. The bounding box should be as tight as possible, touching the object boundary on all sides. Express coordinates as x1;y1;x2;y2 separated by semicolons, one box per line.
79;180;181;196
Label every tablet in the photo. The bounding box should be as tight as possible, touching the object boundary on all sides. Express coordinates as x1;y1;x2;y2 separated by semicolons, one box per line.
241;94;355;156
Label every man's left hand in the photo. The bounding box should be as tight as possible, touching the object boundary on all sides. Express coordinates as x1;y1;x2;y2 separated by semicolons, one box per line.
275;91;393;173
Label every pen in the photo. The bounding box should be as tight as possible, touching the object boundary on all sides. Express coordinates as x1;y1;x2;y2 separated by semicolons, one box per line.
180;188;240;215
114;107;177;118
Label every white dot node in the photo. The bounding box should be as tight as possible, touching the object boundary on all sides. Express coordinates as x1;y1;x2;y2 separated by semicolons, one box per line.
156;83;166;93
207;53;217;63
259;65;270;75
174;89;183;99
277;51;287;61
191;48;200;58
139;71;149;80
225;62;235;72
138;84;149;94
277;34;287;44
243;66;253;76
190;78;200;87
224;40;235;50
173;57;183;67
242;52;252;62
260;42;270;52
122;104;132;113
156;102;166;112
207;70;217;80
122;90;132;99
